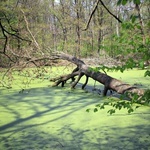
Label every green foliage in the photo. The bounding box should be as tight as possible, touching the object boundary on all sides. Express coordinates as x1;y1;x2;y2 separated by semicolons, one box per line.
102;18;150;74
87;90;150;115
89;59;137;74
103;0;149;74
130;15;139;23
117;0;141;5
86;68;150;115
100;100;135;115
138;89;150;105
133;0;141;5
144;70;150;77
0;0;149;66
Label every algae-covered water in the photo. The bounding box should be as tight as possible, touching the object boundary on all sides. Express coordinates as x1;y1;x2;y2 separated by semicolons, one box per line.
0;67;150;150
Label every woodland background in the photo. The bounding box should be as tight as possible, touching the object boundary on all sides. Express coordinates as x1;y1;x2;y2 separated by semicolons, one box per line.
0;0;149;69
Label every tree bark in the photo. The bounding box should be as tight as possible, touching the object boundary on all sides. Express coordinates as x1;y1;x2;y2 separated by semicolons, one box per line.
52;53;144;97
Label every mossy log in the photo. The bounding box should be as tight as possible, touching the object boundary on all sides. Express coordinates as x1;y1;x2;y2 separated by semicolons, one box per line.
51;53;144;97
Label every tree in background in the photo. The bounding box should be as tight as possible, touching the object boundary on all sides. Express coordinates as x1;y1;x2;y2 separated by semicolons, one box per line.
0;0;149;68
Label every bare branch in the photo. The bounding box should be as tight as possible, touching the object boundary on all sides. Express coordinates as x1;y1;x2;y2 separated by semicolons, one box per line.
21;9;40;49
83;0;99;31
0;19;31;42
0;14;31;55
0;19;8;53
2;12;19;33
83;0;122;31
99;0;122;23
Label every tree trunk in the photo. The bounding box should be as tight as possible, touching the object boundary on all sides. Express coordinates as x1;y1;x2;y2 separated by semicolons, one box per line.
52;53;144;97
135;4;146;45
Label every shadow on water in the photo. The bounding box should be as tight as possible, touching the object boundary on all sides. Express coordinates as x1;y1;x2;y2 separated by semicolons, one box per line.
0;85;150;150
0;124;150;150
0;86;96;131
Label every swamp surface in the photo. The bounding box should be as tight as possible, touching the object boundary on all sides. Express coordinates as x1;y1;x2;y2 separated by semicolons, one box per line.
0;67;150;150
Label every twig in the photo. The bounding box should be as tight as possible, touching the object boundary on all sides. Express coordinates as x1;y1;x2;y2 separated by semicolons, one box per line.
83;0;122;31
21;9;40;49
83;0;99;31
99;0;122;23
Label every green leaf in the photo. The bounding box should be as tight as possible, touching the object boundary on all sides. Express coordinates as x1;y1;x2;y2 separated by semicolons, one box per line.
128;108;134;114
144;70;150;77
130;15;138;23
100;105;105;109
139;61;144;69
125;103;131;108
122;0;128;5
94;108;98;112
103;102;109;105
86;109;90;112
108;109;116;115
120;67;125;73
135;106;140;109
117;0;128;5
95;104;101;107
118;105;122;110
117;0;122;5
133;0;141;5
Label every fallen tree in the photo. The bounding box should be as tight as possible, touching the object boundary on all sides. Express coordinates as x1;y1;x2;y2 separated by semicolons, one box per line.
51;52;144;99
